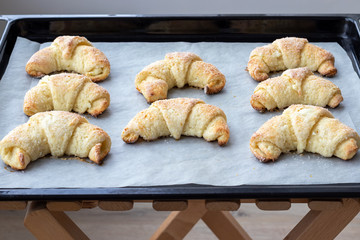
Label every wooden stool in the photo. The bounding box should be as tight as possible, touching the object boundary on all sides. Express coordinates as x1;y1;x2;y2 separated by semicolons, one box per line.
150;200;249;240
21;198;360;240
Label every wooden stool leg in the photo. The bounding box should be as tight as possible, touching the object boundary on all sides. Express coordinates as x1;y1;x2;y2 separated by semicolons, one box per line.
285;198;360;240
202;211;252;240
150;200;207;240
24;201;89;240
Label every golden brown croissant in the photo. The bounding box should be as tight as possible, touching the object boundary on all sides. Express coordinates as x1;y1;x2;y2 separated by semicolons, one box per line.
135;52;226;103
26;36;110;82
121;98;229;145
251;67;343;112
247;37;337;81
0;111;111;170
23;73;110;117
250;105;360;162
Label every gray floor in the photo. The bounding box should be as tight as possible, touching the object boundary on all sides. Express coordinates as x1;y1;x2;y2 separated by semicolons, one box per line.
0;203;359;239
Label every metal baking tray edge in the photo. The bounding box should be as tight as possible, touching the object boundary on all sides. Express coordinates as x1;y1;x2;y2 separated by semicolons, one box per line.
1;14;360;201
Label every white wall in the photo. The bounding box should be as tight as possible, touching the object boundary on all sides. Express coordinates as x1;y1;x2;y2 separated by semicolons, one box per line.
0;0;360;15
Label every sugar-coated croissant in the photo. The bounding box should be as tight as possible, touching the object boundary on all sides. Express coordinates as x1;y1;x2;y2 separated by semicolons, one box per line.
0;111;111;170
251;67;343;112
135;52;226;103
23;73;110;117
250;105;360;162
247;37;337;81
122;98;229;145
26;36;110;82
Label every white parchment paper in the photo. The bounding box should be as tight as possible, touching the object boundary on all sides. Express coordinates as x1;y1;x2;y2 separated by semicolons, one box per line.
0;37;360;188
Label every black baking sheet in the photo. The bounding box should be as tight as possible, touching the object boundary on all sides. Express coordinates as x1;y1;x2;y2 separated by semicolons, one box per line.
1;15;360;200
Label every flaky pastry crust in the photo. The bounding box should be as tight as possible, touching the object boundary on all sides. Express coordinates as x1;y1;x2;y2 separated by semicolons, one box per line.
0;111;111;170
26;36;110;82
247;37;337;81
135;52;226;103
250;67;343;112
23;73;110;117
250;105;360;162
122;98;229;145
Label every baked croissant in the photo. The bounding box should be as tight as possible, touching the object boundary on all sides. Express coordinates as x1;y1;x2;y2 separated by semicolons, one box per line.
250;105;360;162
0;111;111;170
121;98;229;145
247;37;337;81
135;52;226;103
23;73;110;117
251;67;343;112
26;36;110;82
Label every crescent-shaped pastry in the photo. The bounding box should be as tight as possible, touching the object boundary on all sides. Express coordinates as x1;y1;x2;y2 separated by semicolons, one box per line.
250;67;343;112
26;36;110;82
23;73;110;117
247;37;337;81
135;52;226;103
250;105;360;162
0;111;111;170
121;98;230;145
